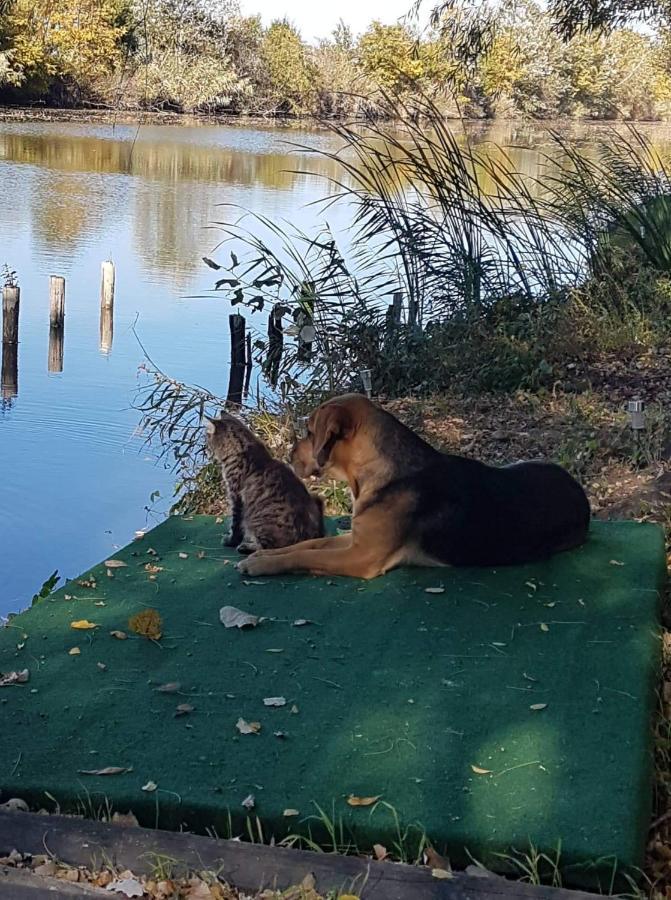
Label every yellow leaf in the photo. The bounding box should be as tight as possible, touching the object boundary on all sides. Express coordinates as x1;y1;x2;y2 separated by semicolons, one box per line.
540;623;549;632
70;620;97;630
68;647;81;656
346;794;381;807
128;609;163;641
530;703;548;711
104;559;127;569
470;765;492;775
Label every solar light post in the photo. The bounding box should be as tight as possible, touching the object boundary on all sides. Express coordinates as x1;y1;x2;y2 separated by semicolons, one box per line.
359;369;372;398
627;399;645;431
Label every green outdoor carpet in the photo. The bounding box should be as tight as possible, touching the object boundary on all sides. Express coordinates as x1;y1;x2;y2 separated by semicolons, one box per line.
0;516;666;888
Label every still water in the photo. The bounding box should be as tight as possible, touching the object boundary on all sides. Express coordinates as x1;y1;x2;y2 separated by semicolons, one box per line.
0;119;668;614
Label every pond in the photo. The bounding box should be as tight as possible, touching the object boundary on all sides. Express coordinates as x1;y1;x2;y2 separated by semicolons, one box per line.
1;118;669;615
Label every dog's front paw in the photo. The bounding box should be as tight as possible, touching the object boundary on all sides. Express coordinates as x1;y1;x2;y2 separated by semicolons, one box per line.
237;553;268;577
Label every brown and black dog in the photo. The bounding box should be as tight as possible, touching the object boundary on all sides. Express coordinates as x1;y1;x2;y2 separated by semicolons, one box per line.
237;393;590;579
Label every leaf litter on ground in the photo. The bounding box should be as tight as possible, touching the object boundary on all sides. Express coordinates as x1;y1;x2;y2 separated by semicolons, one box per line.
346;795;381;807
236;717;261;734
78;766;132;776
220;606;260;629
0;669;29;687
263;697;286;706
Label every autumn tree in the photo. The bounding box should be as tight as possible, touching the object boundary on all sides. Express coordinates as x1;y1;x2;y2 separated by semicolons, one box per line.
259;20;315;113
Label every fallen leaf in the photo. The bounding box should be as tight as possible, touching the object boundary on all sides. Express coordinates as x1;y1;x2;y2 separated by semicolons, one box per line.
220;606;259;629
424;587;445;594
470;765;492;775
290;705;299;714
178;552;189;559
300;874;316;891
144;563;163;575
185;879;213;899
265;648;283;653
197;550;206;559
64;594;72;601
0;798;28;812
156;682;181;693
94;601;106;607
292;619;311;627
146;547;157;556
432;869;454;880
104;560;128;569
274;731;286;739
525;581;537;592
68;647;81;656
133;531;145;541
346;795;381;807
242;580;267;586
107;877;144;898
242;793;255;810
609;559;625;566
78;767;132;776
128;609;163;641
175;703;194;716
97;662;107;671
0;669;29;686
539;623;549;632
530;703;547;711
373;843;387;860
110;630;127;640
283;808;299;817
215;516;224;524
263;697;287;707
424;847;450;870
236;718;261;735
70;620;97;630
142;781;157;792
76;578;97;589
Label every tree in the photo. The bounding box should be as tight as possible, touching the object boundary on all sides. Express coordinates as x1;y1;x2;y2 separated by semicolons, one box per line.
259;20;315;114
358;21;451;97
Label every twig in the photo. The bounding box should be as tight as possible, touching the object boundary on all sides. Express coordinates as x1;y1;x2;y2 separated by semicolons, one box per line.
312;675;343;690
10;751;21;776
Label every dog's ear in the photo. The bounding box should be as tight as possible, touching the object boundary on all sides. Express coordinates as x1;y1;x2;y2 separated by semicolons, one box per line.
313;404;351;467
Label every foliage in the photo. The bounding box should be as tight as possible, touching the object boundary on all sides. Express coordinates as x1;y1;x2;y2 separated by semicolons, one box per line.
258;19;315;114
31;570;59;606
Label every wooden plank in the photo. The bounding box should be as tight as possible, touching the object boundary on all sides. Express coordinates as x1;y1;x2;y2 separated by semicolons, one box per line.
0;811;601;900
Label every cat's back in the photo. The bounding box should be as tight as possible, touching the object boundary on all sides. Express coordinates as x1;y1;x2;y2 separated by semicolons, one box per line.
245;457;324;540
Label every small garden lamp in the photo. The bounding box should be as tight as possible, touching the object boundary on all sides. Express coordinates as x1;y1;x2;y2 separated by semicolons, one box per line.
359;369;372;398
627;399;646;431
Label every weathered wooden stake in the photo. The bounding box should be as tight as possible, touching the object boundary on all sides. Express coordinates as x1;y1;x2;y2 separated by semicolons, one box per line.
297;281;315;363
226;313;246;406
100;260;115;311
408;298;419;329
100;306;114;354
48;326;64;374
2;286;20;344
1;341;18;400
243;331;252;399
49;276;65;328
264;304;284;389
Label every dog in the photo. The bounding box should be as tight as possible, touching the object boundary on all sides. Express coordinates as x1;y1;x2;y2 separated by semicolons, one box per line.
237;393;591;579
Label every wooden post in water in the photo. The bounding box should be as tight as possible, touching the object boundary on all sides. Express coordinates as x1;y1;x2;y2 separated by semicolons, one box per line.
1;341;18;401
2;286;20;344
48;326;64;374
100;307;114;354
100;261;115;311
49;276;65;328
243;331;253;399
226;313;246;406
264;304;284;389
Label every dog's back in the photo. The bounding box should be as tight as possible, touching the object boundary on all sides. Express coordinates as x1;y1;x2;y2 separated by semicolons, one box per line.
412;455;590;566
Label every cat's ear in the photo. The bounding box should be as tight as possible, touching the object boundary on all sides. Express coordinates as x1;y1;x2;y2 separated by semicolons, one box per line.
204;416;218;436
313;404;351;467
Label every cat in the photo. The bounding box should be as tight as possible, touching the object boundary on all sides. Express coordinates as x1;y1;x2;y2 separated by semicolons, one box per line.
205;412;324;554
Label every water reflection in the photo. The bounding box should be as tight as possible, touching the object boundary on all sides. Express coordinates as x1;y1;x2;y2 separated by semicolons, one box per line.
1;341;17;403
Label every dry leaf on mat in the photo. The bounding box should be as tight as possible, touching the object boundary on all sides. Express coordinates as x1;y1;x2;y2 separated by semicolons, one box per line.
175;703;194;716
178;552;189;559
0;669;29;687
529;703;547;711
346;795;381;807
292;619;311;627
110;630;127;640
539;623;549;632
68;647;81;656
236;718;261;735
128;609;163;641
470;765;492;775
111;811;139;828
107;877;144;898
424;587;445;594
241;794;255;810
104;560;127;569
283;809;299;817
142;781;157;792
263;697;286;707
70;620;97;630
156;682;181;694
220;606;259;629
78;767;132;776
373;844;387;860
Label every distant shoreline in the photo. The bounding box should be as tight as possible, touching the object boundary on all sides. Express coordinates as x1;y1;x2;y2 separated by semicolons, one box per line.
1;105;670;131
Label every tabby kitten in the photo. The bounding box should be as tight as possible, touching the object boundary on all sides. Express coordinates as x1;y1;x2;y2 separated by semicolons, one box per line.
205;412;324;554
